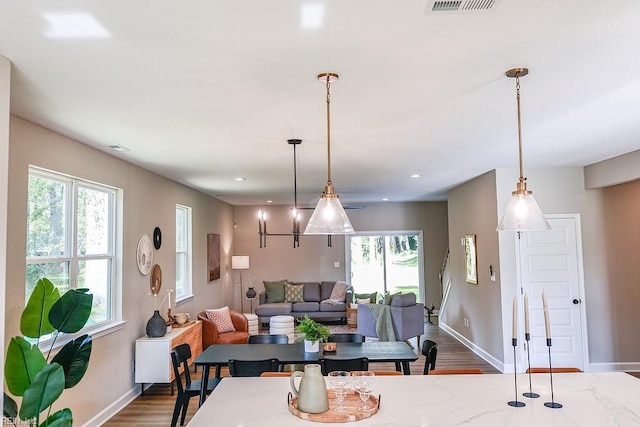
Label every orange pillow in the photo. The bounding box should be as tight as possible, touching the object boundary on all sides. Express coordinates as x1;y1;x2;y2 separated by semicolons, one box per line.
205;306;236;333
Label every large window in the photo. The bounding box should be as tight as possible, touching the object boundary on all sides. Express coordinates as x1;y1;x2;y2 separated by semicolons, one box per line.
175;204;192;301
26;167;119;334
347;232;423;301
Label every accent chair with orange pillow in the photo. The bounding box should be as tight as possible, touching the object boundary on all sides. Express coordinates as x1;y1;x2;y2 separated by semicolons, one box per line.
198;306;249;348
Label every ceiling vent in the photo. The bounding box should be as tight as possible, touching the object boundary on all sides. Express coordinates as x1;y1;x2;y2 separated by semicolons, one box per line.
426;0;499;13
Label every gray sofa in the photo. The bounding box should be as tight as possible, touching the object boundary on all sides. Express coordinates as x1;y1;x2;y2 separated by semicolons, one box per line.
357;293;424;347
255;281;353;324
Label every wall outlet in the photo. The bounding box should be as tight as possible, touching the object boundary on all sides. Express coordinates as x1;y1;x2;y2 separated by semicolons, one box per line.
334;262;340;268
464;318;470;327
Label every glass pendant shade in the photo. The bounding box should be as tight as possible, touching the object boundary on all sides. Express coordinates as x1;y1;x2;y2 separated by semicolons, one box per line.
497;191;551;231
304;193;354;235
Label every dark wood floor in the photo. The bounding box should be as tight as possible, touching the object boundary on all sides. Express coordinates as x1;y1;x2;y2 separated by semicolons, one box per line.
104;321;498;426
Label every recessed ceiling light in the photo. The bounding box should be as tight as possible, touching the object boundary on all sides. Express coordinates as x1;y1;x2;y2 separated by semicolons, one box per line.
301;3;325;28
266;200;273;203
410;174;422;179
234;177;246;182
42;12;111;39
382;198;389;202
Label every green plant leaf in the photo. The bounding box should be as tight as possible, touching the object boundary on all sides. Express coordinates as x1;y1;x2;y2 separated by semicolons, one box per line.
4;337;47;396
51;334;93;388
3;392;18;419
41;408;73;427
49;288;93;334
19;363;65;420
21;278;60;338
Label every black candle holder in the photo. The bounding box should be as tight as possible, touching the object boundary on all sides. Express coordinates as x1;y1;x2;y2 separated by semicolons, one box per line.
508;338;525;408
523;332;539;399
544;338;563;409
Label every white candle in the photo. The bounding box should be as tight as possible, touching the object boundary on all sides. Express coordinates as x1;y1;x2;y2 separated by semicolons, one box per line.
542;290;551;339
524;293;530;335
512;297;518;340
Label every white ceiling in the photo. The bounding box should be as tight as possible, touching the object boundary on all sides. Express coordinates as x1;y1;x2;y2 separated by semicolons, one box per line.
2;1;640;207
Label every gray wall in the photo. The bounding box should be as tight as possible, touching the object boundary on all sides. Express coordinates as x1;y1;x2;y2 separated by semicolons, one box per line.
0;55;10;419
233;202;449;306
445;163;640;371
445;171;504;362
4;116;235;426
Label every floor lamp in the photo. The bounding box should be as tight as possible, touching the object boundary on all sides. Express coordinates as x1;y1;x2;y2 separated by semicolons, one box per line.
231;256;249;313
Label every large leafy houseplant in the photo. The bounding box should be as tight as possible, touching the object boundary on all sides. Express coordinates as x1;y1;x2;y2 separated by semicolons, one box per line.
4;278;93;427
295;315;331;344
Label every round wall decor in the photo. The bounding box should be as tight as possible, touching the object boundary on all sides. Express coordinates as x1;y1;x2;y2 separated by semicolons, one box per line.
150;264;162;295
136;234;154;275
153;227;162;249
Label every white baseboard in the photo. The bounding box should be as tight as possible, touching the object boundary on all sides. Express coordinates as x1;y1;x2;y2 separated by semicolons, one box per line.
439;321;505;372
80;384;145;427
589;362;640;372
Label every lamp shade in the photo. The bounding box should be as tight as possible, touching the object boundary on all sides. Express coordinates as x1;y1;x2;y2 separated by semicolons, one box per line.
231;255;250;270
496;193;551;231
304;195;355;235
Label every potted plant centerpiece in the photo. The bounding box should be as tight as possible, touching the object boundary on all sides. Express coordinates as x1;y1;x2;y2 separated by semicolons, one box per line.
295;315;331;353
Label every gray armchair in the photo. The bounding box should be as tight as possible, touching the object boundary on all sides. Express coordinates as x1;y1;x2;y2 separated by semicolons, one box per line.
357;293;424;348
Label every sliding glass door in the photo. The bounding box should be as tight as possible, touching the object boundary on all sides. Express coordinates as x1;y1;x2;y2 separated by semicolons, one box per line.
347;232;422;301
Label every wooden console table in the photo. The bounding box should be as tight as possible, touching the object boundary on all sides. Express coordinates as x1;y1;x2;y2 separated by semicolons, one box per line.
135;320;202;393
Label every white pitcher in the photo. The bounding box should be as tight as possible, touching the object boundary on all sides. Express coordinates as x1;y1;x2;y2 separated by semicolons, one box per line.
290;364;329;413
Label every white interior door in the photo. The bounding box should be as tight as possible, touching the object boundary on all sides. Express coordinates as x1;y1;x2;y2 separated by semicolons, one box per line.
518;215;588;371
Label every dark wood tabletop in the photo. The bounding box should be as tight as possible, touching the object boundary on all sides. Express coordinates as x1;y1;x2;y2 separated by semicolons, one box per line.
194;341;418;405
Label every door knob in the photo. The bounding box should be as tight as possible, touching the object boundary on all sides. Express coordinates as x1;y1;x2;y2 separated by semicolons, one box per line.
572;298;581;304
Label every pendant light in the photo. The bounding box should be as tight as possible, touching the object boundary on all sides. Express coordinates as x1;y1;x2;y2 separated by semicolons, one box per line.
497;68;551;232
304;72;355;235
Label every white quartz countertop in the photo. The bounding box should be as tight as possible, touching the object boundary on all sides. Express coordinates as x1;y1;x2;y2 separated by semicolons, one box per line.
187;372;640;426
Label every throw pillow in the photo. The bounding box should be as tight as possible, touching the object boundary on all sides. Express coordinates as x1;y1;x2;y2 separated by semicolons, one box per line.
356;297;371;304
284;283;305;303
263;279;287;303
355;292;378;304
205;306;236;333
383;292;401;305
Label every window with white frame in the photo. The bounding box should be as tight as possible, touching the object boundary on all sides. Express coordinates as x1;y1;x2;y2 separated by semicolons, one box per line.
175;204;192;301
26;167;119;334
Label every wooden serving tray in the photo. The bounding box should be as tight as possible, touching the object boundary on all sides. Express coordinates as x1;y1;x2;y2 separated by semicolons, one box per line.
288;391;379;423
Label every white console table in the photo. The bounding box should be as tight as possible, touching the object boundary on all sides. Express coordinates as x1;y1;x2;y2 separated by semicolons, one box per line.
135;321;202;392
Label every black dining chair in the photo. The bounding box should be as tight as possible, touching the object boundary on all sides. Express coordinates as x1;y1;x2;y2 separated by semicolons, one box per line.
228;358;281;377
248;334;289;344
328;333;364;343
421;339;438;375
170;344;220;427
318;357;369;375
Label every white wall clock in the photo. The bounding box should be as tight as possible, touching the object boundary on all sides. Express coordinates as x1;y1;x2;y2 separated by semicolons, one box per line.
136;234;154;275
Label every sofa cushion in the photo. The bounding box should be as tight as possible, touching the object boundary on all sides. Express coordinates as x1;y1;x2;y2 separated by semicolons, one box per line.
320;281;337;300
255;302;292;316
264;279;287;303
391;293;417;307
320;301;346;312
284;283;305;303
292;302;320;312
355;292;378;303
384;292;401;305
205;306;236;333
301;282;321;302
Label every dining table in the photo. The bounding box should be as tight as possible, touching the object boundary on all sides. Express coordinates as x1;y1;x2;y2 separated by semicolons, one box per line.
193;341;418;405
187;372;640;426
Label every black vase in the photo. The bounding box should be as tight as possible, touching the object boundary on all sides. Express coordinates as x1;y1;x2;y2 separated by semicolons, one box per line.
146;310;167;337
246;287;257;299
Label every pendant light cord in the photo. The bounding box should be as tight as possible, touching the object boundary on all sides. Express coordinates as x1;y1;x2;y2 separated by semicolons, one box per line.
325;75;332;186
515;73;524;182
